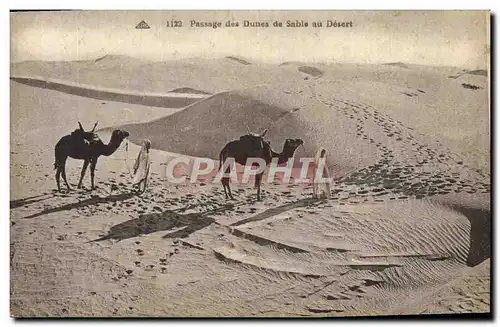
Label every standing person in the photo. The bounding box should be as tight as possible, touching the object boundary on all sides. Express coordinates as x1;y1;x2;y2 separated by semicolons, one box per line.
132;139;152;193
312;147;331;199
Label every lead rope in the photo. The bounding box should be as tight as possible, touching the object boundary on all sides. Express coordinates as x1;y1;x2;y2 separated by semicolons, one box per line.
124;138;135;179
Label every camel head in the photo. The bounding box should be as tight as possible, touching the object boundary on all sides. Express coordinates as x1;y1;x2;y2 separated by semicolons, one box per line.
110;129;130;143
284;138;304;151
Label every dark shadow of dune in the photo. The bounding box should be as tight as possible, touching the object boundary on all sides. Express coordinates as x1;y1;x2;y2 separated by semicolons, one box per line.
22;192;137;219
170;87;211;95
298;66;323;78
10;77;205;109
383;62;409;69
462;83;484;91
225;56;252;65
467;69;488;76
450;205;491;267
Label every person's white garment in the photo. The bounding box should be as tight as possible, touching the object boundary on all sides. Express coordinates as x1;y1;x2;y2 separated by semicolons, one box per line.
133;139;152;192
312;147;331;199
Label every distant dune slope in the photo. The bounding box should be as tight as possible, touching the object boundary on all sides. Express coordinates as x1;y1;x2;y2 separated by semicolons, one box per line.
466;69;488;76
116;80;488;192
11;55;306;95
384;62;409;69
170;88;212;95
298;66;323;78
10;77;207;109
115;86;381;175
225;56;252;65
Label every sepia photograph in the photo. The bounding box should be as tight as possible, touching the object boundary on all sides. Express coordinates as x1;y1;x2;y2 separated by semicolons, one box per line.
9;10;490;318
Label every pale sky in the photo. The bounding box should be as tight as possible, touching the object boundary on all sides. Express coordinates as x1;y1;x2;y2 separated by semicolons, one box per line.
11;10;489;68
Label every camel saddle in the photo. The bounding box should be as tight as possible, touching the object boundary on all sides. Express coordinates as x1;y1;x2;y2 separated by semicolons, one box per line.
239;133;265;152
71;129;100;145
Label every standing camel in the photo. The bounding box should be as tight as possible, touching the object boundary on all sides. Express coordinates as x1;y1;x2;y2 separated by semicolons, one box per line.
54;122;130;191
218;129;303;201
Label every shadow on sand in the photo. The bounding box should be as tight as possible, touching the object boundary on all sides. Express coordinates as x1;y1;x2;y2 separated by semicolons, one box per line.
10;193;53;209
22;192;137;219
92;196;323;242
230;197;323;227
449;205;491;267
92;203;240;242
92;211;215;242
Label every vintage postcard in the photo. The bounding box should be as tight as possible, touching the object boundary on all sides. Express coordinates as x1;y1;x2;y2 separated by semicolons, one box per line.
10;10;490;317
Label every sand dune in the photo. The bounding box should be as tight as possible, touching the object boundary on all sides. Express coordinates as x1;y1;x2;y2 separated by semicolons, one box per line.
10;76;207;109
225;56;253;65
384;62;409;69
298;66;323;78
10;56;490;317
11;55;307;95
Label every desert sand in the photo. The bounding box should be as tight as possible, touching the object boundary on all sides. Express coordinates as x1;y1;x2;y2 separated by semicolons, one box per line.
10;56;490;317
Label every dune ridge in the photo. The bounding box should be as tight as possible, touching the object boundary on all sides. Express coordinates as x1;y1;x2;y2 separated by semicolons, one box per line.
11;76;208;109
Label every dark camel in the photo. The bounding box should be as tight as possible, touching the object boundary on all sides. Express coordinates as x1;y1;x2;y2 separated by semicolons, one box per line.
218;129;303;201
53;122;130;191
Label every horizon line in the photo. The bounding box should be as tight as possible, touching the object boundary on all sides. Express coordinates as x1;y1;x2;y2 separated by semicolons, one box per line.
10;53;487;71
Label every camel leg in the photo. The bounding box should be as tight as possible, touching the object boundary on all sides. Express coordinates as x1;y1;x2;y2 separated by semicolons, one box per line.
55;167;62;192
227;182;233;200
255;173;263;201
221;163;234;200
222;177;233;200
77;160;90;189
90;158;98;190
223;185;228;199
221;179;228;199
60;159;71;191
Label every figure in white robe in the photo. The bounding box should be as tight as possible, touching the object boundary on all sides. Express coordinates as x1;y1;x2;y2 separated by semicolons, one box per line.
132;139;152;193
312;147;331;199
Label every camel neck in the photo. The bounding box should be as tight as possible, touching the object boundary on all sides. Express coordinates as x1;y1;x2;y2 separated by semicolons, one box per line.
274;143;296;164
101;137;123;156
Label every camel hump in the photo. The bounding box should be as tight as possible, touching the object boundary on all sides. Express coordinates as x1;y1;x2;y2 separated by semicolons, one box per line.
238;133;266;153
239;133;264;143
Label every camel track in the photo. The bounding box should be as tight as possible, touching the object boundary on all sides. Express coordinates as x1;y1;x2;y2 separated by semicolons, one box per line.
11;152;489;316
311;95;489;201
